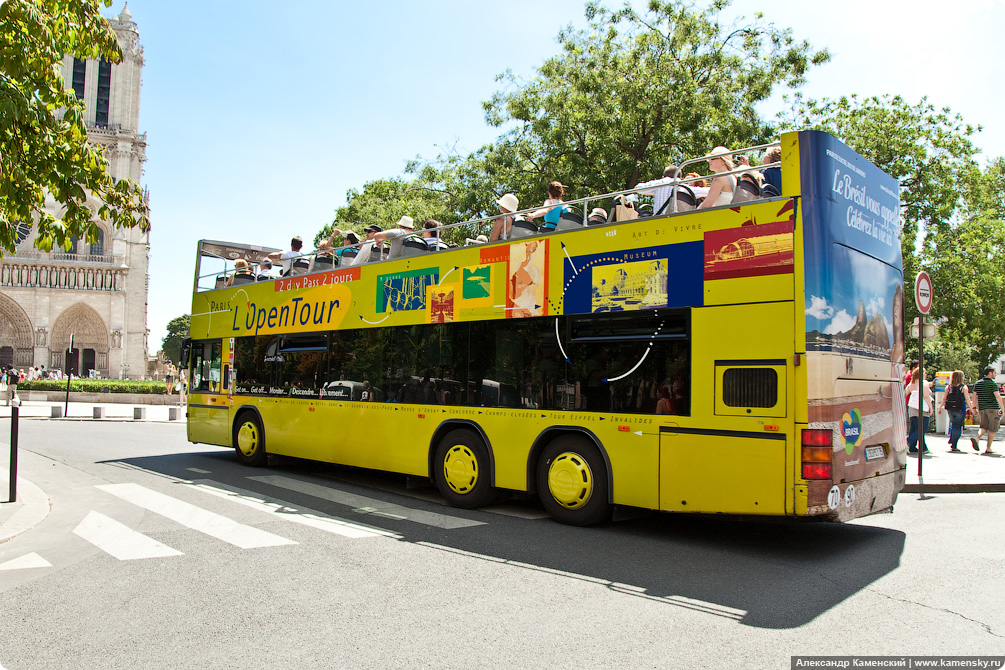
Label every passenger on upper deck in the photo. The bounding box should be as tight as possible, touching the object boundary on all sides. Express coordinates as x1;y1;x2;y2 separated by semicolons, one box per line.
373;216;415;259
685;172;707;188
268;236;305;275
312;239;337;271
227;259;254;286
587;207;608;226
257;259;277;281
697;147;736;209
761;145;782;194
736;154;763;184
489;193;519;242
635;166;681;215
422;219;449;250
525;181;568;231
350;225;382;266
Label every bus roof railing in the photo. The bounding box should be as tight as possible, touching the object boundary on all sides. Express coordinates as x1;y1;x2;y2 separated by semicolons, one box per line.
195;142;783;292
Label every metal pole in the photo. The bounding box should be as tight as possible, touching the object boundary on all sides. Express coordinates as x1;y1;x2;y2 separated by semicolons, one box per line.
8;406;18;503
917;315;925;479
65;371;71;417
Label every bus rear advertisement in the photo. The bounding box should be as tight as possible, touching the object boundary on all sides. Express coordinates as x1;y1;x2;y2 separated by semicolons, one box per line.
184;130;905;526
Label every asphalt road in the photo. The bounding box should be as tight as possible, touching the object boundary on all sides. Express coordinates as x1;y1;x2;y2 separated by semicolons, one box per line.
0;421;1002;669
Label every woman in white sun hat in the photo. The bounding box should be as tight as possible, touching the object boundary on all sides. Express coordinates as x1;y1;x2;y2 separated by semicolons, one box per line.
490;193;519;242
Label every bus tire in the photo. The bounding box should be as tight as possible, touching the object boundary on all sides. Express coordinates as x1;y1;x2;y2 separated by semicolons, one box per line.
434;429;498;509
537;436;611;526
233;412;267;467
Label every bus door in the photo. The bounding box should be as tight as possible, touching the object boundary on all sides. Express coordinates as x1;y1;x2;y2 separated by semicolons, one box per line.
187;339;230;445
659;302;792;515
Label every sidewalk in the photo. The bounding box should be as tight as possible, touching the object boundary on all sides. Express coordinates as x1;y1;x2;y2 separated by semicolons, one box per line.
0;398;186;423
902;424;1005;493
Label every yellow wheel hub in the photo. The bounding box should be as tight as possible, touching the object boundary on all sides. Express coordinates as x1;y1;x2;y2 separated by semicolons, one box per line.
443;445;478;495
237;422;260;458
547;452;593;509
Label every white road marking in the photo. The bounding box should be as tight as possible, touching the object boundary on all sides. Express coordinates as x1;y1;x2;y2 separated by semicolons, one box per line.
0;552;53;571
186;468;212;474
72;511;183;561
96;483;295;549
187;480;401;540
248;474;486;529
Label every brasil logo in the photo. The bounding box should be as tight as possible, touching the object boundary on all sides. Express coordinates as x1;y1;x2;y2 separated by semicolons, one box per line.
841;409;863;454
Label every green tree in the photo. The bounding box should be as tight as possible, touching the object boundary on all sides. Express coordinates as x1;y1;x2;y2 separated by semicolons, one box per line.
0;0;150;255
780;94;983;283
324;0;828;239
479;0;828;199
926;216;1005;369
161;315;191;365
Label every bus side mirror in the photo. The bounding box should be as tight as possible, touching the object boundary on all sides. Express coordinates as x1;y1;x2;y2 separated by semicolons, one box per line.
180;338;191;368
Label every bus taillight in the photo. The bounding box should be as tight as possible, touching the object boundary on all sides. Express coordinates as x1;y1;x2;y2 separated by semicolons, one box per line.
801;429;833;479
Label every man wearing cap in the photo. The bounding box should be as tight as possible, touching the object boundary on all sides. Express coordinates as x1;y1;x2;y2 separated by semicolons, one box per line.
373;216;417;259
490;193;519;242
587;207;609;226
350;225;382;266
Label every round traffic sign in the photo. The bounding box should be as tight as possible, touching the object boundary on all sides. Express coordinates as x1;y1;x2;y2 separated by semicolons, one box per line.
915;271;933;314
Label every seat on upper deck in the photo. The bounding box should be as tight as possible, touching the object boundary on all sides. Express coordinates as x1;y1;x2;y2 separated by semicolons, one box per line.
508;217;539;239
313;255;335;272
731;174;761;204
554;207;584;231
399;237;429;257
761;182;780;197
287;258;310;276
231;273;256;286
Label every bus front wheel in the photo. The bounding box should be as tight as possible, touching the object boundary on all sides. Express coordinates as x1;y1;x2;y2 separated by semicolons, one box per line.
434;429;498;509
234;413;267;467
537;436;611;526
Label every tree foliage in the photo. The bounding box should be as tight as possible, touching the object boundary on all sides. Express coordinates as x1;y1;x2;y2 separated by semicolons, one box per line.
780;94;983;282
0;0;150;255
327;0;827;234
161;314;190;365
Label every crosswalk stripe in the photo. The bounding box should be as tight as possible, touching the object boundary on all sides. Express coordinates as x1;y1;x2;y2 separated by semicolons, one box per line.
247;474;486;529
96;483;296;549
186;480;401;540
73;511;183;560
0;552;53;571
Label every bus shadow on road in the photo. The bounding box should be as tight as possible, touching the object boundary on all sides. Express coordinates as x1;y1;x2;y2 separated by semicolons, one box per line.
109;450;906;631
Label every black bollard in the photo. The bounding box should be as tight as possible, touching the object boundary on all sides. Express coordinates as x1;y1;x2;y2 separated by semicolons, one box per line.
8;406;18;503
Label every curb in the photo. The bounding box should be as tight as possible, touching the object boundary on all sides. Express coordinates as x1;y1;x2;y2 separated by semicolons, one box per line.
0;476;51;544
903;483;1005;493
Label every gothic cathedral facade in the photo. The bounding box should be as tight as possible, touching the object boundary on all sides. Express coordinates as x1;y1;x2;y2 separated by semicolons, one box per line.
0;6;149;379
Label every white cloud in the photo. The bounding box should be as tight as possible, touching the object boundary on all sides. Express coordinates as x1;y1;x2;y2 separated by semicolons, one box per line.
806;295;833;320
866;297;885;318
824;310;856;335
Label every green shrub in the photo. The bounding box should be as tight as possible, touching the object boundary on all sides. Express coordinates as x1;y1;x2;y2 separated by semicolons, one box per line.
19;379;169;395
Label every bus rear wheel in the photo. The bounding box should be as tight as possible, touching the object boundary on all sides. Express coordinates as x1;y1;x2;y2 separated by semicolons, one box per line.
234;412;267;467
434;429;498;509
537;436;611;526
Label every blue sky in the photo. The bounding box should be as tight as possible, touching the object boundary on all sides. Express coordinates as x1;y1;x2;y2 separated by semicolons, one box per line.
112;0;1005;350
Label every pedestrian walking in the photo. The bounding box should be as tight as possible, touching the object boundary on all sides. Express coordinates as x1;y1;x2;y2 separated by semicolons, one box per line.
5;366;18;406
970;367;1004;454
906;366;934;454
937;370;975;451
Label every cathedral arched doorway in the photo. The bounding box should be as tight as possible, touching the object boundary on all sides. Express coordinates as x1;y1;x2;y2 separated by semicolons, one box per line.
50;303;109;378
0;293;34;369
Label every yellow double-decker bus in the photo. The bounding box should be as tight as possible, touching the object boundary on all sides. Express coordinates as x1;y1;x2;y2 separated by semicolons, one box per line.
184;130;906;526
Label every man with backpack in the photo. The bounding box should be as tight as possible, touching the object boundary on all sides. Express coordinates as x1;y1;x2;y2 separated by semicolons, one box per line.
938;370;975;452
970;367;1004;454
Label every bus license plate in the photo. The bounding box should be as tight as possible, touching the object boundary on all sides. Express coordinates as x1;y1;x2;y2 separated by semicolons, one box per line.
864;445;886;461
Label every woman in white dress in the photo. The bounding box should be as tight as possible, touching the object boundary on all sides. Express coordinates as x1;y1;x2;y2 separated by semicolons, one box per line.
697;146;736;208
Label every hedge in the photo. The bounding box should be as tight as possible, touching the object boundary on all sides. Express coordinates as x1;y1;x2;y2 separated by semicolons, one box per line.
17;379;170;395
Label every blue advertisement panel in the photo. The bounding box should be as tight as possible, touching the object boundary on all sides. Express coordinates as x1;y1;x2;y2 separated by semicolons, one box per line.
800;131;903;361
